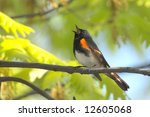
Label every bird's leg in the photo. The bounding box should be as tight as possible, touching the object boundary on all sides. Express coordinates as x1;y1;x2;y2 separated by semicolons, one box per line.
74;65;86;68
86;65;102;81
74;66;86;74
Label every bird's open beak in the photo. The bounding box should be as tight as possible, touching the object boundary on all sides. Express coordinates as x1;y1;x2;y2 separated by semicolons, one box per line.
73;25;80;34
76;25;80;33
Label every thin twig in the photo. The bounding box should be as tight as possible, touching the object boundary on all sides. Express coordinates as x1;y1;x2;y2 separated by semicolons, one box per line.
11;0;73;19
11;5;61;19
0;60;150;76
0;76;54;100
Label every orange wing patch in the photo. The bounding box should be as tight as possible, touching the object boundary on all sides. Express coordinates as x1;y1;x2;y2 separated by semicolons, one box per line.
80;38;89;49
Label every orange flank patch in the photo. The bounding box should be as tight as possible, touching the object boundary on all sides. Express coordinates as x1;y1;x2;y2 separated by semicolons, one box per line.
80;38;89;49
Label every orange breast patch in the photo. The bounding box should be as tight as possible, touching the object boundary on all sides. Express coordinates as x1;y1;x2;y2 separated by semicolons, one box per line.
80;38;89;49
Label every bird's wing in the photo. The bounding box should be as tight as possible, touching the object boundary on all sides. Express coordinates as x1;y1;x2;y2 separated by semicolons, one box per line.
90;46;110;67
80;37;110;67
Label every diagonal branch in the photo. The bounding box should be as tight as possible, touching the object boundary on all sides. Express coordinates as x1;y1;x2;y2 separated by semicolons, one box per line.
11;4;62;19
0;60;150;76
0;76;54;100
11;0;73;19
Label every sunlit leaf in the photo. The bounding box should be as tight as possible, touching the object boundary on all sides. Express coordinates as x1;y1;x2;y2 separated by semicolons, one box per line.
0;12;34;37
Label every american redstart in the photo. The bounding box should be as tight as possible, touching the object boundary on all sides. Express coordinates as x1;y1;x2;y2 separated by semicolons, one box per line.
73;25;129;91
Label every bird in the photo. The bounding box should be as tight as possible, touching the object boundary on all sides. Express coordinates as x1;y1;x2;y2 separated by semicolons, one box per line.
73;25;129;91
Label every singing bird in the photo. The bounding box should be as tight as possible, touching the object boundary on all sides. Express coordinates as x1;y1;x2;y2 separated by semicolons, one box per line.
73;26;129;91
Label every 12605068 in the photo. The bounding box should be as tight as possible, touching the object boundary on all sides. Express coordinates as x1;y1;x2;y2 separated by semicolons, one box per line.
84;105;132;113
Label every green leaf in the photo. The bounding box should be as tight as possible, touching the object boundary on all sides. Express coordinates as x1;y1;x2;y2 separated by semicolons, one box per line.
0;12;34;37
66;73;104;100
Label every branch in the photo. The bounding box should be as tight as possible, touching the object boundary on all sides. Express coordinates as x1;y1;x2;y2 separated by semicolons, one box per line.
0;60;150;76
11;0;73;19
0;76;54;100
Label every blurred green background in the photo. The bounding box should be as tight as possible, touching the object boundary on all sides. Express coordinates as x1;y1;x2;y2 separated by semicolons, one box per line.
0;0;150;100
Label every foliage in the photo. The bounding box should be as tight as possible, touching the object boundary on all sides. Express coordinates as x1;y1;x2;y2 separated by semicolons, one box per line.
0;12;34;37
0;11;128;100
1;0;150;100
26;0;150;55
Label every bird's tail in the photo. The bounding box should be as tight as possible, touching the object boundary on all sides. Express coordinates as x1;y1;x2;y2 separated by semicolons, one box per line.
106;72;129;91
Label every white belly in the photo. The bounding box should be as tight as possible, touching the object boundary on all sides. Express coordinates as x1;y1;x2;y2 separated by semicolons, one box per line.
75;50;100;68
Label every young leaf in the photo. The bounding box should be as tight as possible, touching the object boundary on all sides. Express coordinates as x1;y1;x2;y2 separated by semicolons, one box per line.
0;12;34;37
